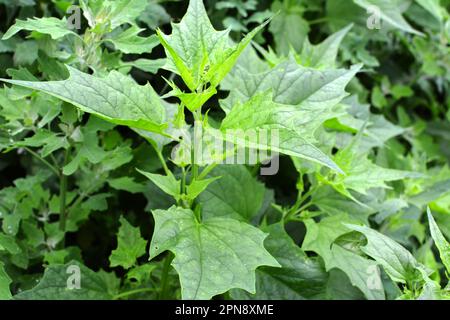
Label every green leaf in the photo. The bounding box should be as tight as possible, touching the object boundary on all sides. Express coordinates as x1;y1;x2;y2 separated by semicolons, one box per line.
409;179;450;207
231;223;328;299
346;224;424;284
0;233;22;254
3;17;77;40
198;165;266;221
157;0;267;90
126;263;157;284
106;25;159;54
14;261;115;300
167;85;217;112
427;208;450;274
185;176;221;201
297;24;353;69
302;214;355;266
107;0;150;28
221;91;344;173
0;67;167;134
137;169;181;201
138;1;171;29
120;58;166;74
149;206;280;300
323;143;422;202
269;0;309;55
326;269;367;300
14;41;38;65
415;0;446;23
0;262;12;300
108;177;147;194
312;186;376;224
110;216;147;269
14;129;69;157
328;245;385;300
221;57;361;116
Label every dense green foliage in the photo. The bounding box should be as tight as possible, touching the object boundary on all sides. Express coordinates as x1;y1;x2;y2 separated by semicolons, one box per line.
0;0;449;300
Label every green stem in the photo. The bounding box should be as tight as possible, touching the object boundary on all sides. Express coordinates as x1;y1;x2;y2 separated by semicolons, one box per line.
59;148;71;234
67;178;104;213
159;253;174;300
161;72;176;95
285;187;316;222
152;145;171;177
113;288;156;300
181;167;186;195
308;17;329;25
198;163;217;180
24;147;60;177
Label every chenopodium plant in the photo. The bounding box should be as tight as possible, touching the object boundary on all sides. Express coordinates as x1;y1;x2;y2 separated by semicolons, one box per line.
1;0;164;74
0;0;399;300
0;0;168;296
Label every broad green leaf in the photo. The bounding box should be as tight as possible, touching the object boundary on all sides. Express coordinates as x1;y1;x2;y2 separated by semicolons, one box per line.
108;177;147;194
0;233;22;254
106;25;159;54
346;224;424;284
126;263;157;284
14;41;38;66
326;0;369;32
427;208;450;274
335;96;405;152
0;262;12;300
13;129;69;157
416;269;447;300
0;32;18;53
2;17;77;40
353;0;424;36
198;165;265;221
157;0;267;90
110;216;147;269
81;0;150;29
269;0;309;55
302;214;358;266
322;142;422;202
167;85;217;113
107;0;150;28
409;179;450;207
328;245;385;300
297;24;353;69
231;223;328;300
221;58;361;116
15;261;115;300
415;0;446;22
221;91;344;173
120;58;166;74
302;213;384;299
138;0;171;29
149;206;280;300
312;186;376;224
326;269;367;300
205;20;270;89
137;169;181;201
0;67;167;134
185;177;221;201
43;247;82;265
